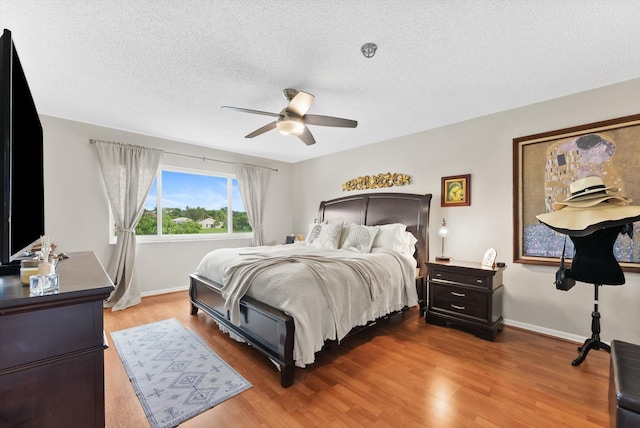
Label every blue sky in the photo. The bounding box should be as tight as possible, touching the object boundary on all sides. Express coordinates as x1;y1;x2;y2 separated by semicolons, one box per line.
145;171;245;211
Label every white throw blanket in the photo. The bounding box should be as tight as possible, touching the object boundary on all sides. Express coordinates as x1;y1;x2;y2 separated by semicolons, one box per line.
195;244;418;366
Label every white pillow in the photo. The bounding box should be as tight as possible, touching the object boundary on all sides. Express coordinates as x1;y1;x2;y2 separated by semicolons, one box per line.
372;223;407;251
308;223;343;250
341;225;379;253
371;232;418;257
338;221;357;247
306;223;323;245
401;231;418;255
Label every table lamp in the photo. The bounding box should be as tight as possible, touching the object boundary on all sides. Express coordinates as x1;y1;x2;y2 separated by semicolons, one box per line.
436;218;450;261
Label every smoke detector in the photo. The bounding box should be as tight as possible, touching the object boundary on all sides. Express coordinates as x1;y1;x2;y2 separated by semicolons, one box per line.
361;43;377;58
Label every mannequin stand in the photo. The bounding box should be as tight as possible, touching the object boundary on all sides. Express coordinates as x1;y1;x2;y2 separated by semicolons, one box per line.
572;283;611;366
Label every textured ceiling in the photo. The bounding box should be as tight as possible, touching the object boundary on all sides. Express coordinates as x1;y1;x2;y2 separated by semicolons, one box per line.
2;0;640;163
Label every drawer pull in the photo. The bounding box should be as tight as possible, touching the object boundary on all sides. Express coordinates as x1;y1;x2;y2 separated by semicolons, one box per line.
451;291;466;297
476;279;483;283
451;304;465;310
435;273;442;277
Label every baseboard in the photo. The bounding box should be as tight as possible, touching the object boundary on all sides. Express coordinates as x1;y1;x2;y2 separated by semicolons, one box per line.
141;285;189;298
503;318;608;346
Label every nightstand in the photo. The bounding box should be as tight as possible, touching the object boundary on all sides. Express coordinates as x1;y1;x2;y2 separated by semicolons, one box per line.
425;260;505;341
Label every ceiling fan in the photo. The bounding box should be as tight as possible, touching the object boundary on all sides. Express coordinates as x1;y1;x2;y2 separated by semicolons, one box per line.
221;88;358;146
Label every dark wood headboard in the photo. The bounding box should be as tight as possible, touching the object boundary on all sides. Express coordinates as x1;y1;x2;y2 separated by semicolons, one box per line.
318;193;432;276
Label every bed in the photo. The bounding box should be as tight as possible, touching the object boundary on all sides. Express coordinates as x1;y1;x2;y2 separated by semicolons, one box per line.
189;192;432;387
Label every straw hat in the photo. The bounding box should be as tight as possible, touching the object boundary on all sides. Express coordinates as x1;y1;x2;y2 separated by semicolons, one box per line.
537;176;640;233
551;176;628;210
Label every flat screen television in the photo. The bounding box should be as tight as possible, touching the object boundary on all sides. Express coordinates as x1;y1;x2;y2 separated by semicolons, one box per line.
0;29;45;275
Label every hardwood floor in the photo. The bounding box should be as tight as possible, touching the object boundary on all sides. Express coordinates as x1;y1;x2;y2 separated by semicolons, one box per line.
104;292;610;427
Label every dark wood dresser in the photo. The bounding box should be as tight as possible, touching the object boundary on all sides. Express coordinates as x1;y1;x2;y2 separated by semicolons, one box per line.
0;251;113;427
426;260;505;341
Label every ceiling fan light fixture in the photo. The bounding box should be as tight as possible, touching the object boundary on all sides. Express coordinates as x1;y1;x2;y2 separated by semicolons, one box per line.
276;115;305;136
224;89;356;144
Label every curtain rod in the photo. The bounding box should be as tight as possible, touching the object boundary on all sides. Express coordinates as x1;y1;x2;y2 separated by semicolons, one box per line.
88;139;278;172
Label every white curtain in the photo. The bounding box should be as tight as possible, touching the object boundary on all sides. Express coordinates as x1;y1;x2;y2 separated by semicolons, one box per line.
234;163;271;246
95;140;163;311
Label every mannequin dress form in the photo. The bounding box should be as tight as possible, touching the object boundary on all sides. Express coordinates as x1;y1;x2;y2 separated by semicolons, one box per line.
566;225;625;365
569;225;625;286
542;220;640;365
536;176;640;365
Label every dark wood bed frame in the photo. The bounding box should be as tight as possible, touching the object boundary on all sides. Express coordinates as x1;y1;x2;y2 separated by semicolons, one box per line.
189;192;432;387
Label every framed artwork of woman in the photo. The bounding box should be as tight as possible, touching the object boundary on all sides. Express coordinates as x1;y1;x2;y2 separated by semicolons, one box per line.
441;174;471;207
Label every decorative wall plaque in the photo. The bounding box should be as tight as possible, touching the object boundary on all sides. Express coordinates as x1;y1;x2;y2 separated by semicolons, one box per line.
342;172;410;191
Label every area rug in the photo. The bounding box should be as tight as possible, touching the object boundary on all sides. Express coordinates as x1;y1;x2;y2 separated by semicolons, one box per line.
111;318;251;428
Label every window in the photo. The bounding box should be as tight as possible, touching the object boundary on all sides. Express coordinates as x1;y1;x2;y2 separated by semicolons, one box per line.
110;166;251;243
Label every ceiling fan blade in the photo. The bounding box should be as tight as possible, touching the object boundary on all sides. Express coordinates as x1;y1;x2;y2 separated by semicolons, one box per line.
221;106;279;118
297;126;316;146
245;121;277;138
304;114;358;128
287;91;314;117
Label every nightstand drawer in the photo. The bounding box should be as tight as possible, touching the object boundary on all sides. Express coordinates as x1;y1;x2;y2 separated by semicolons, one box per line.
431;284;487;319
430;269;489;289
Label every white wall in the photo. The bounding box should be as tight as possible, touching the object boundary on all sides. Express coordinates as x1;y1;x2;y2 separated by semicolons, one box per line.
40;77;640;346
41;116;292;295
291;78;640;345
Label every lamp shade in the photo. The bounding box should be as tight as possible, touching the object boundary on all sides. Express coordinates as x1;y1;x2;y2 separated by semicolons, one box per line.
438;219;448;237
276;113;305;136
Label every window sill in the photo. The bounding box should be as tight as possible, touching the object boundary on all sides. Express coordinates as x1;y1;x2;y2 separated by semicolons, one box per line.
109;233;252;245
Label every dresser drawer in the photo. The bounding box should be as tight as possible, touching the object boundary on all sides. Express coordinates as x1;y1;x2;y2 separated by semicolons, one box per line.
430;269;489;289
431;284;488;320
0;302;102;371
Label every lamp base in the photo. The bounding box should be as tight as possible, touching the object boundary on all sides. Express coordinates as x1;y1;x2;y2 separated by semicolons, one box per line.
435;256;450;262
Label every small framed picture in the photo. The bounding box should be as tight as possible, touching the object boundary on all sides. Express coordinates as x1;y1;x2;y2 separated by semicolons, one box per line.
482;248;497;268
441;174;471;207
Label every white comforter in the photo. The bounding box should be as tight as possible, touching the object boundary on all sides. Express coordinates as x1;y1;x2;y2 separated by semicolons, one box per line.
195;243;418;367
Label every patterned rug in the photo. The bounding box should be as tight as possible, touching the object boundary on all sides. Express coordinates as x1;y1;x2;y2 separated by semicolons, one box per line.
111;318;251;428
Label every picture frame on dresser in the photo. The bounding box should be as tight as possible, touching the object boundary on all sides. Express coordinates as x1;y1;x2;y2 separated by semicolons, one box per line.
482;248;497;269
512;113;640;272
